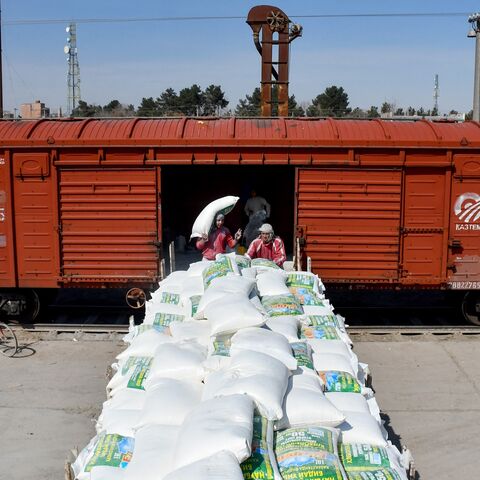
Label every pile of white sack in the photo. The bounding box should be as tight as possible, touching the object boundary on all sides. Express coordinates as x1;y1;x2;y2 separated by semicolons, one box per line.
73;253;412;480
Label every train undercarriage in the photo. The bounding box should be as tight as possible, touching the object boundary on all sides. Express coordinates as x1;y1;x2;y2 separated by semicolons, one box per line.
1;287;479;326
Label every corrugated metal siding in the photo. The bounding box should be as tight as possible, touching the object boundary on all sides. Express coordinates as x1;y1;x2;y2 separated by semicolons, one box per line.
0;154;15;286
13;153;58;287
401;169;448;282
297;168;402;281
59;169;159;282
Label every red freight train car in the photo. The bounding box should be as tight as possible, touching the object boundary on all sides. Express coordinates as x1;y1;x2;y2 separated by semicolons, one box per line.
0;117;479;323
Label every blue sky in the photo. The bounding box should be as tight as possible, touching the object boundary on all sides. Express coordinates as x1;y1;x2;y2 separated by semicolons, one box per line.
3;1;479;114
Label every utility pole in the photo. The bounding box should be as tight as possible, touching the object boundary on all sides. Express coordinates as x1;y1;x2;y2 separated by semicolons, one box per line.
468;13;480;121
65;23;81;116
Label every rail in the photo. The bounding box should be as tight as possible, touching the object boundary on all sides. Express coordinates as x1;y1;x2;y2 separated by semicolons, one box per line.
10;323;480;337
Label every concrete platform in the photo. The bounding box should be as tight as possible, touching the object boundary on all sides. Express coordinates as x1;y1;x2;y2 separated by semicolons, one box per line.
1;334;479;480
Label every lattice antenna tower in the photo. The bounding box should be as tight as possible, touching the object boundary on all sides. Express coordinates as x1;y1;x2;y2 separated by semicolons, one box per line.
433;74;439;113
65;23;81;115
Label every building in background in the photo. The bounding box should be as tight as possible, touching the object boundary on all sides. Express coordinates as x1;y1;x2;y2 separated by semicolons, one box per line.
20;100;50;119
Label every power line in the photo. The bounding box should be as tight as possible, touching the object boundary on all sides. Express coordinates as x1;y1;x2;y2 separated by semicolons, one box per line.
2;12;472;26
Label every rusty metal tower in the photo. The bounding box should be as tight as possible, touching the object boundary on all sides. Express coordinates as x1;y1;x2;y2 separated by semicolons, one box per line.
247;5;302;117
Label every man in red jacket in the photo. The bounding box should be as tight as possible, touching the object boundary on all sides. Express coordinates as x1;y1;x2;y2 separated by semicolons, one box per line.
195;213;242;260
246;223;286;267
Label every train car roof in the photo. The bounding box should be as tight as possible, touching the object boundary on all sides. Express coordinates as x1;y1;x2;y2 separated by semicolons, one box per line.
1;117;480;148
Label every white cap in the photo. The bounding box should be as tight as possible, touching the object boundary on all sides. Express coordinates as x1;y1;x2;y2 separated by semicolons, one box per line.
258;223;273;233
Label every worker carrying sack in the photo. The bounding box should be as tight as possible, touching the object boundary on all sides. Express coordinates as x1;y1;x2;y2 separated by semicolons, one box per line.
190;195;239;239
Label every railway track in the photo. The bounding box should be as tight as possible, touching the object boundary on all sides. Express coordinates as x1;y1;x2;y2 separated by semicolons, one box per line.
9;323;480;340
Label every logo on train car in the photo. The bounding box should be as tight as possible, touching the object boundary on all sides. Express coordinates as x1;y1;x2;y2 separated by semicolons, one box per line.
454;193;480;230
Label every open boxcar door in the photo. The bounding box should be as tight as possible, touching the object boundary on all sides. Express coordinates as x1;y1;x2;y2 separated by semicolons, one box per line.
295;168;402;284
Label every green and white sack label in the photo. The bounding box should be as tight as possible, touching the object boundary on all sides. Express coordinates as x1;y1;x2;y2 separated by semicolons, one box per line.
276;427;336;454
301;325;340;341
290;342;314;370
261;294;304;317
159;292;181;305
241;444;275;480
236;255;251;271
121;356;151;375
127;361;151;390
189;295;202;316
153;312;184;327
251;258;280;270
212;336;231;357
276;427;343;480
340;444;390;471
286;273;316;290
84;434;134;472
309;315;340;329
318;371;361;393
345;469;402;480
289;287;325;306
202;260;233;288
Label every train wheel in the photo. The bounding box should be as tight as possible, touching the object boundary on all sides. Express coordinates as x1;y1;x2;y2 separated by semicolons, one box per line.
461;292;480;326
0;289;40;324
24;289;41;323
125;288;146;309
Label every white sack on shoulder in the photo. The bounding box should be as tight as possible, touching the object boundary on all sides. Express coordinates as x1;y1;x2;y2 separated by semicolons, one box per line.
202;350;289;420
135;378;203;428
205;294;265;335
190;195;239;240
275;371;345;430
230;327;297;370
124;425;179;480
165;451;244;480
172;394;254;469
145;342;207;386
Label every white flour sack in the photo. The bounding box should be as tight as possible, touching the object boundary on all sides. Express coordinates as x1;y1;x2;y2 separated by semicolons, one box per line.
135;378;203;428
339;412;388;447
195;275;256;319
202;350;290;420
205;293;266;335
256;271;289;297
190;195;239;239
116;329;172;361
230;327;298;370
72;433;135;480
124;425;179;480
96;409;141;438
172;394;254;469
276;371;345;430
144;341;207;386
165;451;244;480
